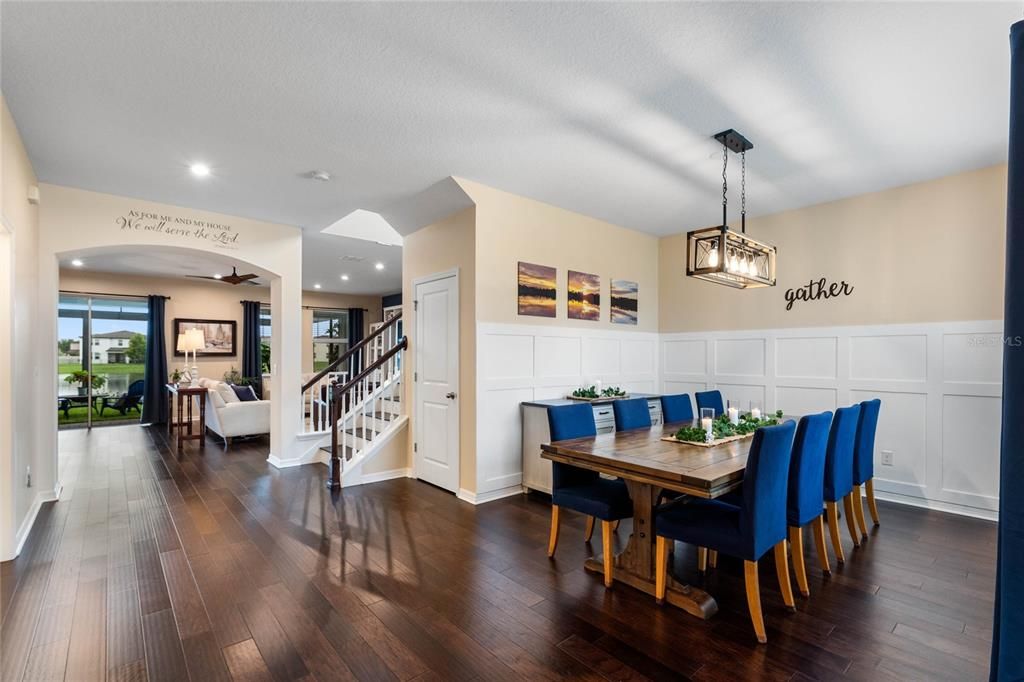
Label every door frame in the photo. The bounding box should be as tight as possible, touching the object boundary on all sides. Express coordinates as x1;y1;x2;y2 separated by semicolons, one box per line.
411;267;460;489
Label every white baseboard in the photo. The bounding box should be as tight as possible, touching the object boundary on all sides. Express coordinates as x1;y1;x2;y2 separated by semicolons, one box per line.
350;467;412;485
870;489;998;522
457;485;524;505
12;484;62;559
267;450;322;468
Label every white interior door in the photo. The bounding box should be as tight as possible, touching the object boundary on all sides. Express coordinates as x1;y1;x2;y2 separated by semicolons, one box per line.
414;272;459;492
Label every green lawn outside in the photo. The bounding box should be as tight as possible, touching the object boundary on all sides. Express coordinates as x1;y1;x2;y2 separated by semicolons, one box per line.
58;404;141;427
59;363;145;375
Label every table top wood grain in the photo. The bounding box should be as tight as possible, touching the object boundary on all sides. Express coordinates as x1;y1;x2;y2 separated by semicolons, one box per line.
541;418;797;498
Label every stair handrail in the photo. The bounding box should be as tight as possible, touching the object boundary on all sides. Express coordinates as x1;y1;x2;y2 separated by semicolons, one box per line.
302;312;402;393
328;335;407;489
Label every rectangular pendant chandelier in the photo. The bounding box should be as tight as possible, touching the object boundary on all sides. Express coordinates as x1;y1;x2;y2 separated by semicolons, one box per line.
685;129;777;289
686;225;776;289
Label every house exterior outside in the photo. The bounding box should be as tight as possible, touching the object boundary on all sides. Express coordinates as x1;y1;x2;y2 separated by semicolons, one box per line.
84;330;137;364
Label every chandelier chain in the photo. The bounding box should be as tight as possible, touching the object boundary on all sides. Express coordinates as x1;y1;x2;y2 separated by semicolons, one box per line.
741;151;747;221
721;144;728;226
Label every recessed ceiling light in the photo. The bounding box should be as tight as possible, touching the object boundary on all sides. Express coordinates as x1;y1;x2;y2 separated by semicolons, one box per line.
71;258;84;267
190;162;211;178
313;283;322;289
375;262;385;270
213;273;222;279
341;274;350;281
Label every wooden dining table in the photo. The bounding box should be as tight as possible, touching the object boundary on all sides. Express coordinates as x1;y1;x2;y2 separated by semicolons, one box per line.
541;419;785;620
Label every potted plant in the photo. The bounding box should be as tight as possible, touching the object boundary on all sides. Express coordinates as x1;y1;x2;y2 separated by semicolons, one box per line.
64;370;106;396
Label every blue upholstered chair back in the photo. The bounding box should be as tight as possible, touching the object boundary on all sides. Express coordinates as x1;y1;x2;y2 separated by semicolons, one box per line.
547;403;599;490
853;399;881;486
695;390;725;417
612;398;652;431
787;412;833;528
660;394;694;423
739;420;797;558
823;404;861;502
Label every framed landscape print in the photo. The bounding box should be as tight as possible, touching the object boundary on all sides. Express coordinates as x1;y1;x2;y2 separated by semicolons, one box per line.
567;270;600;321
173;318;237;356
610;280;638;325
517;262;557;317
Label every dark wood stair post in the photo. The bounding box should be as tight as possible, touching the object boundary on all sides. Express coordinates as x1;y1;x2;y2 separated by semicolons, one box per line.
327;385;342;490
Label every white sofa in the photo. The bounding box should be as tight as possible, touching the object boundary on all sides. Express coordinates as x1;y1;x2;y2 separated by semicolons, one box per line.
197;378;271;445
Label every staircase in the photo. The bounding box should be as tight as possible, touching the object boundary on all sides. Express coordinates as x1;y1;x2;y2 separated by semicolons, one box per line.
300;313;407;488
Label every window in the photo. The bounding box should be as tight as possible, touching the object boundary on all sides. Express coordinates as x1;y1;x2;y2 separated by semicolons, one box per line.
259;305;271;373
312;309;348;371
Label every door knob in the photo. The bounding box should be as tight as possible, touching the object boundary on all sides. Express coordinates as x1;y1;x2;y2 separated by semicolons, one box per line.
446;392;457;399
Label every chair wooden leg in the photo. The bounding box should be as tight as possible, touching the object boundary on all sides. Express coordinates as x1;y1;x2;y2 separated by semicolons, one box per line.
584;516;595;542
866;479;881;526
812;515;831;576
547;505;560;558
655;536;668;604
852;484;869;539
708;550;718;568
744;560;767;644
601;521;614;588
774;541;796;611
843;493;861;547
826;501;845;564
789;526;810;597
697;547;708;573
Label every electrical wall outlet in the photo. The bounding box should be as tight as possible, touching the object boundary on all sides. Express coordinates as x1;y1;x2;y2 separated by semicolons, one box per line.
881;450;894;467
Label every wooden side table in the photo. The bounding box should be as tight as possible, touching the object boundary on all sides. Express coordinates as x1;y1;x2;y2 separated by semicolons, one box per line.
166;384;208;452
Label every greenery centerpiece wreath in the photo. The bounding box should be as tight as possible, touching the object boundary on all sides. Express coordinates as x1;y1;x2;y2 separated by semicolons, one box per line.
669;409;784;446
568;385;628;402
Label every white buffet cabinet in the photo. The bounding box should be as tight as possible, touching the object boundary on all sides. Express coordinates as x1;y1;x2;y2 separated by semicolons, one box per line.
521;395;663;494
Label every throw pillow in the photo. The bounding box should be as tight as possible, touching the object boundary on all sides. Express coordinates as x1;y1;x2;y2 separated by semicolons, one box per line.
231;384;258;402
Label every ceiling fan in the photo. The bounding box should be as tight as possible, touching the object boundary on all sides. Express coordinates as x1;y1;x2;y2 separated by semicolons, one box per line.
186;266;260;285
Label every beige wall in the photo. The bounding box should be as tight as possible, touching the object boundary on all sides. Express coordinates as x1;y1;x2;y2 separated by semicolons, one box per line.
659;164;1007;332
402;207;476;491
1;94;40;559
58;269;382;379
460;179;660;332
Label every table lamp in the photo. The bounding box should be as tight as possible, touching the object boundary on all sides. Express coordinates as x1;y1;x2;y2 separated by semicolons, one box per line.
180;328;205;387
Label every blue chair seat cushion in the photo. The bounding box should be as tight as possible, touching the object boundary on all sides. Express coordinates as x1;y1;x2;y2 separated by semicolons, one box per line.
710;484;821;528
552;477;633;521
655;499;752;560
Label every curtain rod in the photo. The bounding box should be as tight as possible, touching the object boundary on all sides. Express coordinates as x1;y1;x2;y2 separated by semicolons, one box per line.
59;290;164;300
239;302;370;311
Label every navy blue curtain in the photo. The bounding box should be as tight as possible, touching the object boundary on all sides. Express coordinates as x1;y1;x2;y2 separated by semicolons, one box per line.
992;19;1024;682
241;300;262;398
348;307;364;378
140;295;168;424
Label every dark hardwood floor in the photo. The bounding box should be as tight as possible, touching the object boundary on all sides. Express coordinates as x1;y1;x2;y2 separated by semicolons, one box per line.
1;424;996;681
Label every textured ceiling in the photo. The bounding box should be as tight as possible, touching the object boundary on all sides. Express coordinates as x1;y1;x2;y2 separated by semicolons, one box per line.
1;2;1017;236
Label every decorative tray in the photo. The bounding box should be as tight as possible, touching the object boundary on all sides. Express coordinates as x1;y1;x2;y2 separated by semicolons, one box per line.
566;395;629;404
660;431;754;448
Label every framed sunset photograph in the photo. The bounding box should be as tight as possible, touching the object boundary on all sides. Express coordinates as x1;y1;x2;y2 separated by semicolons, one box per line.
610;280;638;325
517;262;557;317
568;270;600;321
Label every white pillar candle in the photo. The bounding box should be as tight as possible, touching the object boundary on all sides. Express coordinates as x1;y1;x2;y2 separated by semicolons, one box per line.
750;407;761;420
702;417;713;441
728;406;739;425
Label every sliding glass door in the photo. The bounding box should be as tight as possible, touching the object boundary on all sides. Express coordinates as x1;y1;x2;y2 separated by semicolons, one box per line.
57;293;148;429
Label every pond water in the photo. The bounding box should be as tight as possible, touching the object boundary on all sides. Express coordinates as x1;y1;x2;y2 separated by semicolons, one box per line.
58;373;145;397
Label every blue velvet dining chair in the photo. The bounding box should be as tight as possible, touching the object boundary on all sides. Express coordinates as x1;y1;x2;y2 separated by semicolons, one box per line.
654;420;797;644
612;397;652;431
784;411;834;596
695;390;725;417
852;399;882;537
823;404;862;564
547;403;633;587
660;394;694;423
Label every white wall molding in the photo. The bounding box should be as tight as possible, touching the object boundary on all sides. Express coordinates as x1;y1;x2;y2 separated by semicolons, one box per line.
476;321;660;498
662;319;1003;519
10;484;61;560
457;485;523;505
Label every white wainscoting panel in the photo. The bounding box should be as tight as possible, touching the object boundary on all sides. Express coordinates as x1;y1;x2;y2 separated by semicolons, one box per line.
661;320;1003;519
477;323;660;498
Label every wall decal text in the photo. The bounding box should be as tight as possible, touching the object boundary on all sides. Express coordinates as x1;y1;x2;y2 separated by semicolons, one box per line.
784;277;854;311
116;209;239;249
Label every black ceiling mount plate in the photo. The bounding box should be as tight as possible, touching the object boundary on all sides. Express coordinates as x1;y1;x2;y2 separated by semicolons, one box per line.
713;129;754;153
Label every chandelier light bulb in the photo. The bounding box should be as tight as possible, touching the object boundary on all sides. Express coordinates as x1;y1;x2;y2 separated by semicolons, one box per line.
709;244;719;268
